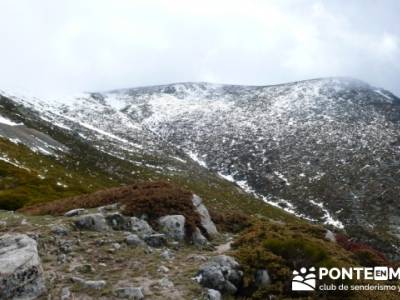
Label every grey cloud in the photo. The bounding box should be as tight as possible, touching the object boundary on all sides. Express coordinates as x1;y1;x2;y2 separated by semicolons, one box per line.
0;0;399;97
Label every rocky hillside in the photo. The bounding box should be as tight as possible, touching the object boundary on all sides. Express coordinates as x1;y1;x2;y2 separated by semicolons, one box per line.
1;183;396;300
1;77;400;257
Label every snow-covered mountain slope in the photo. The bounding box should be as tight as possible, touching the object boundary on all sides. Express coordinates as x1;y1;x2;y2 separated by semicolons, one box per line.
1;77;400;257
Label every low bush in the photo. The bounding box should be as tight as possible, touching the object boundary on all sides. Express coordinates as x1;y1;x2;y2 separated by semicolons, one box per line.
232;221;356;299
209;209;252;233
336;233;390;267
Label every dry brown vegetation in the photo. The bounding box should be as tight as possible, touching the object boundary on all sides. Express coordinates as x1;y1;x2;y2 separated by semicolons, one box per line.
19;181;202;236
209;209;252;233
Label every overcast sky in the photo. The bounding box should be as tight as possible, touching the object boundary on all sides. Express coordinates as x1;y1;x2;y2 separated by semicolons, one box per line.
0;0;399;97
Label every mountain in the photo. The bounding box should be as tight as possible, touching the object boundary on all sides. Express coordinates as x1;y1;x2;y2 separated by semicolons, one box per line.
1;77;400;258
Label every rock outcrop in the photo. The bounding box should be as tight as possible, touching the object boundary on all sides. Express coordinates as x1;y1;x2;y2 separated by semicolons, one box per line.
0;234;46;299
196;255;243;295
158;215;186;241
192;195;218;237
74;213;109;231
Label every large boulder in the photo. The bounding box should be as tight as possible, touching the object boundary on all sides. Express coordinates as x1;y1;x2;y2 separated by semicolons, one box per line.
143;234;167;248
206;289;222;300
74;213;109;231
192;195;218;237
130;217;154;237
196;255;243;295
192;227;208;246
126;234;145;247
105;212;132;231
158;215;186;241
0;234;46;299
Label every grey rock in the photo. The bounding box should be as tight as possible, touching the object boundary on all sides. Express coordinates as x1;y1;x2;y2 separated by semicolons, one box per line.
60;287;71;300
197;255;242;294
73;264;94;274
159;277;174;288
57;253;67;264
158;215;186;241
192;195;218;237
113;286;144;299
192;227;208;246
206;289;221;300
0;234;46;299
160;249;174;260
98;203;119;214
143;233;167;248
255;269;271;287
51;224;69;236
106;213;131;231
58;239;73;253
130;217;154;237
74;213;109;231
325;230;336;242
126;234;145;247
64;208;87;217
112;242;121;250
158;265;169;273
72;276;106;290
187;254;208;262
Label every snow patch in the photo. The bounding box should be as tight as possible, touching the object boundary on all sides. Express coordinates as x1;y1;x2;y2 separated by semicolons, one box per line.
187;151;207;168
0;115;23;126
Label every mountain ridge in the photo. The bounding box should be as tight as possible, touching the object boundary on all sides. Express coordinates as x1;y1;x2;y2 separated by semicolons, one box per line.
1;77;400;258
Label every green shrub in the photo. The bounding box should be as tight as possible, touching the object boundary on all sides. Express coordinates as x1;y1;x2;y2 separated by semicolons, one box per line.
232;221;356;299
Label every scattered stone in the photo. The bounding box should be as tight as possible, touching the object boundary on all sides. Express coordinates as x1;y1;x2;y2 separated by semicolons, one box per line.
113;286;144;299
112;242;122;250
58;239;74;253
57;254;67;264
72;276;106;290
158;265;170;273
192;227;208;246
130;217;154;237
126;234;145;247
192;195;218;237
0;234;46;299
51;224;69;236
74;213;109;231
20;218;30;225
73;264;94;274
144;247;154;254
196;255;243;294
160;249;174;260
0;220;6;227
187;254;208;262
255;269;271;287
143;234;167;248
158;215;186;241
206;289;222;300
64;208;87;217
159;277;174;288
60;287;71;300
325;230;336;242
